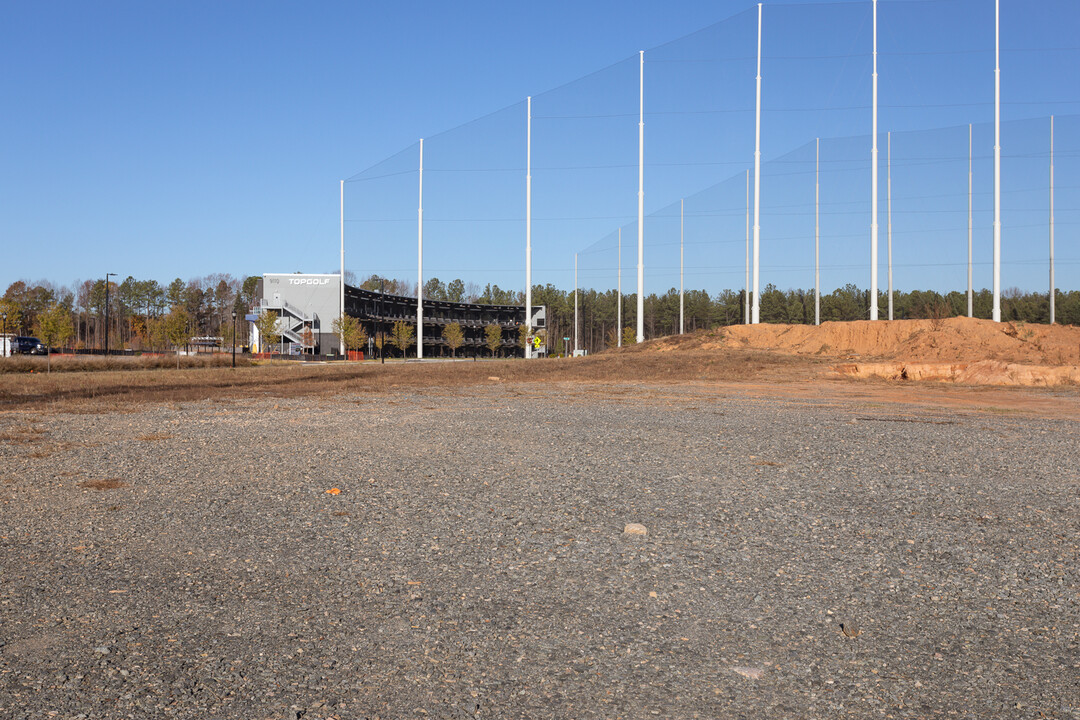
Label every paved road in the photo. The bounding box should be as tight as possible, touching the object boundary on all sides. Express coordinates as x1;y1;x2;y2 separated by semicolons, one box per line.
2;383;1077;718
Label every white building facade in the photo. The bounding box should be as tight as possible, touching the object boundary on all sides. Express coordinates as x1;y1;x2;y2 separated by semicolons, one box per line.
251;273;342;355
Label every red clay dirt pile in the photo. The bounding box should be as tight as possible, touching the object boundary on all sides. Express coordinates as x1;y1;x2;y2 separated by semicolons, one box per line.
648;317;1080;386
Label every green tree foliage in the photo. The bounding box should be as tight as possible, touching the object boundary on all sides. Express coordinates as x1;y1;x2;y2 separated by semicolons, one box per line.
478;284;522;306
239;276;259;311
166;278;186;309
145;316;167;351
621;326;636;347
253;311;281;355
5;271;1080;363
143;279;166;316
484;324;503;357
164;307;191;368
359;274;414;297
442;322;464;357
0;298;23;337
447;279;466;303
183;283;206;327
35;303;74;372
332;315;368;355
423;277;448;301
4;280;55;334
5;275;245;353
390;320;415;357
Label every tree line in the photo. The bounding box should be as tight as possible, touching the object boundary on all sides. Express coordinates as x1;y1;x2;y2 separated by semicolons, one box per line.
3;272;1074;358
533;283;1080;356
1;274;259;353
350;273;523;306
345;275;1079;356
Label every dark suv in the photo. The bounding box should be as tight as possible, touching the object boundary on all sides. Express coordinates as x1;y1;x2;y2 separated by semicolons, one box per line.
12;336;47;355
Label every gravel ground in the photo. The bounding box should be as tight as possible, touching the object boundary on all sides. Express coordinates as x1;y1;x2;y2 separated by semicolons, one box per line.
1;382;1078;719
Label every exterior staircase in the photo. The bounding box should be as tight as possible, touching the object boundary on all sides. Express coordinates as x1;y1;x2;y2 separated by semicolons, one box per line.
259;299;318;350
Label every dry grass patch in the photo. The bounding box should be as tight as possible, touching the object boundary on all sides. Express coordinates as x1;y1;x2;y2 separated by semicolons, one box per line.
0;348;816;412
0;354;252;374
0;424;47;444
77;478;128;490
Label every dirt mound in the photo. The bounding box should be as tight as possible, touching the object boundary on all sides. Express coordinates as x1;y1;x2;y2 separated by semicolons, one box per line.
834;361;1080;387
650;317;1080;366
641;317;1080;386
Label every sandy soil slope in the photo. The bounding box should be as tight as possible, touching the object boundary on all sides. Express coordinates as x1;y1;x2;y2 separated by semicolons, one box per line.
644;318;1080;386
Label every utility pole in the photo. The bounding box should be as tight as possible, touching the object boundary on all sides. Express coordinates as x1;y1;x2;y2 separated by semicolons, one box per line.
993;0;1002;322
870;0;879;321
340;179;346;356
752;4;763;324
888;130;893;321
526;96;533;357
972;124;980;317
417;138;424;358
1050;115;1055;324
636;51;645;343
815;138;820;326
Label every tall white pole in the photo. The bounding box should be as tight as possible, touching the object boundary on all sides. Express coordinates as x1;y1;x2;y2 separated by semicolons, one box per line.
417;138;424;359
636;50;645;343
870;0;879;321
617;228;622;347
679;198;684;334
340;179;346;355
745;169;750;325
574;253;579;354
1050;115;1055;325
887;130;893;321
526;96;533;358
752;3;763;324
972;124;980;317
815;139;820;326
993;0;1001;322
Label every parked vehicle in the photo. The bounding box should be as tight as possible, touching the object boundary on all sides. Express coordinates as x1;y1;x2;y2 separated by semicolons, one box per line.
12;336;47;355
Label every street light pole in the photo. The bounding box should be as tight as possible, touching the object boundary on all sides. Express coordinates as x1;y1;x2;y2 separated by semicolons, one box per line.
231;310;237;368
104;273;115;356
2;312;6;358
380;280;385;364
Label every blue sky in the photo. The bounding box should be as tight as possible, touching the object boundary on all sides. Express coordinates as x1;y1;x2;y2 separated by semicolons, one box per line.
2;0;1077;298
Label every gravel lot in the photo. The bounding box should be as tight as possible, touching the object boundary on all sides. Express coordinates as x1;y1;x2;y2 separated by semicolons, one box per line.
1;381;1078;719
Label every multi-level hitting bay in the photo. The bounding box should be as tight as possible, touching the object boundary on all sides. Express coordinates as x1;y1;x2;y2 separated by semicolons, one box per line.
254;273;546;357
345;284;546;358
